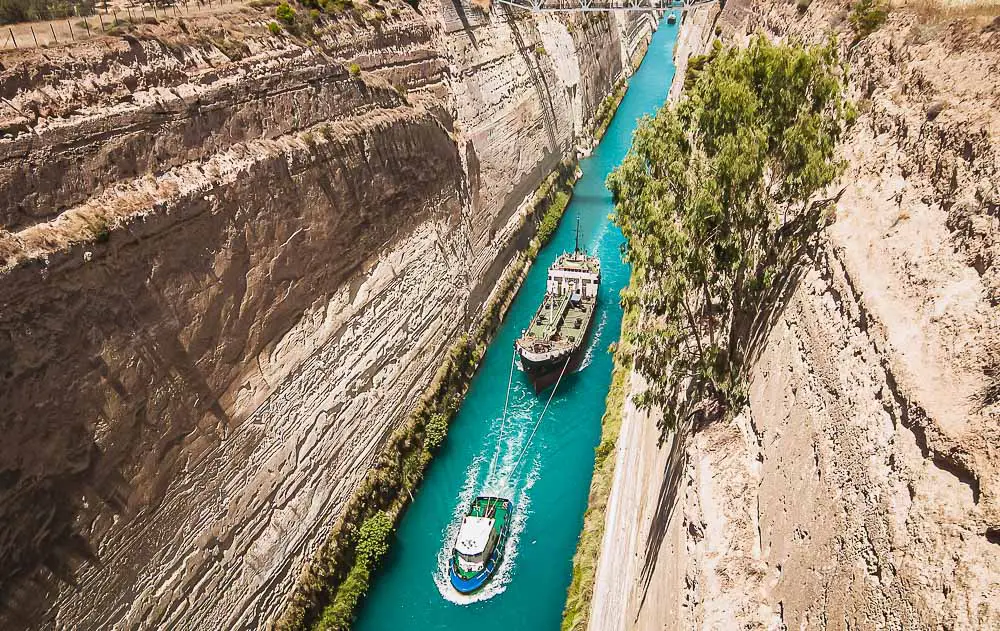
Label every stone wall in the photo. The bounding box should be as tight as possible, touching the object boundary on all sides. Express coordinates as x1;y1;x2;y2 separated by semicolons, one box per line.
0;3;658;629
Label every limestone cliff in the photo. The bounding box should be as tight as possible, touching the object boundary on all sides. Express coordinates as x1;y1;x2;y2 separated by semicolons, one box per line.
0;3;656;629
592;1;1000;629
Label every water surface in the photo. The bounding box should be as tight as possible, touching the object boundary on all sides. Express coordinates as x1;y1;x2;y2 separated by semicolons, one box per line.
354;19;679;630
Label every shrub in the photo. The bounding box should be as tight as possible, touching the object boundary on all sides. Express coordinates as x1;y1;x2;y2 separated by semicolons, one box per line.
348;62;361;76
324;0;353;11
275;1;296;24
356;512;392;564
425;413;449;451
849;0;888;39
593;79;628;140
268;20;282;34
1;0;96;24
537;191;570;245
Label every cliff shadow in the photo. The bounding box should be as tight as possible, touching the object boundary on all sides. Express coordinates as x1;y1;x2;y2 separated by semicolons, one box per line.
448;0;479;48
501;4;560;154
0;228;235;625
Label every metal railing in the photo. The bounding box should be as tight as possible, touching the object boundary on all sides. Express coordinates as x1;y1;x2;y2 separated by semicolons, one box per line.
1;0;239;49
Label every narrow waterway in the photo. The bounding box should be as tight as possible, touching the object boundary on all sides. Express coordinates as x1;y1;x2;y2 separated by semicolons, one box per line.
354;19;678;630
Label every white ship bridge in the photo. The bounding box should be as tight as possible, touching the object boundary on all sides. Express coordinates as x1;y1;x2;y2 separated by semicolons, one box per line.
496;0;714;12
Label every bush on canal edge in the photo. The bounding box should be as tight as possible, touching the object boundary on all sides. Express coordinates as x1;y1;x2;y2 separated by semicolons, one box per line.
316;512;393;630
273;157;581;631
592;78;628;142
560;294;637;631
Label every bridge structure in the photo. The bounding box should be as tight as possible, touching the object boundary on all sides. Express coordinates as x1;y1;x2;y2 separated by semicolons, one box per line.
496;0;714;12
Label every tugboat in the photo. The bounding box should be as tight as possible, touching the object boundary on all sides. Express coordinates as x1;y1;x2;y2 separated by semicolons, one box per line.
515;218;601;391
449;495;513;594
667;12;677;24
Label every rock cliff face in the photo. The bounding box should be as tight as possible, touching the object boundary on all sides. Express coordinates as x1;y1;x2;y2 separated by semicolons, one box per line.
592;2;1000;630
0;3;654;629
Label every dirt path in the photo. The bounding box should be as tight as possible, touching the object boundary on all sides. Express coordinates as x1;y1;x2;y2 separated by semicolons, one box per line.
1;0;246;50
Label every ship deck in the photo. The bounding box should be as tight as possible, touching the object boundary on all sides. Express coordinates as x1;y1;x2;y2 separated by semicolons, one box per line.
553;252;600;274
469;497;510;532
525;295;594;346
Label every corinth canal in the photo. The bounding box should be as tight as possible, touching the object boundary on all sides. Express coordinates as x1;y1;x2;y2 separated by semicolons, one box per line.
354;17;679;630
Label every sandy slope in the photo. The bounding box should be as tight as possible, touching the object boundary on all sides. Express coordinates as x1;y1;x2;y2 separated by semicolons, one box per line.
590;1;1000;629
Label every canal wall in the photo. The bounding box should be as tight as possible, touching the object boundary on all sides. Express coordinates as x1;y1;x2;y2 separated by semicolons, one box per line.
0;3;659;630
591;0;1000;629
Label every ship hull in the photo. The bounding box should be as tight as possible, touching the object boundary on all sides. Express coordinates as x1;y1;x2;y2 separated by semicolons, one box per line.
516;301;597;392
520;348;586;392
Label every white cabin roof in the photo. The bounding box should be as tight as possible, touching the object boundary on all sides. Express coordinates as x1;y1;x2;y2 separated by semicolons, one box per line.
455;516;494;555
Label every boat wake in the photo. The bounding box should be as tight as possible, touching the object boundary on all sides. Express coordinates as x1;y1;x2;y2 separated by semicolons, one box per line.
578;309;607;373
434;435;540;605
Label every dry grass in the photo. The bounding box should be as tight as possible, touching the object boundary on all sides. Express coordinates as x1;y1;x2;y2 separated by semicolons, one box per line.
895;0;1000;22
975;343;1000;411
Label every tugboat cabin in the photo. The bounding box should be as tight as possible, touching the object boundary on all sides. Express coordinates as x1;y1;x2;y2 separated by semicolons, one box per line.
454;515;496;573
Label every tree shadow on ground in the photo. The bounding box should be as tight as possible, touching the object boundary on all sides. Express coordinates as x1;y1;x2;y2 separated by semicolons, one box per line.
635;417;688;618
633;196;841;602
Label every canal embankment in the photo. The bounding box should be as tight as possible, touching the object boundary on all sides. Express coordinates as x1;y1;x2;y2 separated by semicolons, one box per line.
586;0;1000;629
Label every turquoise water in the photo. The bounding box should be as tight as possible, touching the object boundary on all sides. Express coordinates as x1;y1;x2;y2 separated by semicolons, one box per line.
354;20;678;631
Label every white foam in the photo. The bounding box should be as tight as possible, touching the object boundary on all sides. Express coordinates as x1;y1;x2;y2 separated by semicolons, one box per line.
434;448;541;605
578;308;607;372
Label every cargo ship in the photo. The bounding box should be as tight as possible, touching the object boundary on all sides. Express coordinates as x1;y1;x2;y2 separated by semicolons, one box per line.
515;219;600;391
448;495;513;594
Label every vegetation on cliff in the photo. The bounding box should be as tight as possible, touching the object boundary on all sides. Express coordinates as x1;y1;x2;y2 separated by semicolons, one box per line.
849;0;889;40
275;160;579;631
609;36;853;432
593;78;628;141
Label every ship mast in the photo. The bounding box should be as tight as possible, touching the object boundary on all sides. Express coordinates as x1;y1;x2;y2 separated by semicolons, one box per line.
574;216;581;255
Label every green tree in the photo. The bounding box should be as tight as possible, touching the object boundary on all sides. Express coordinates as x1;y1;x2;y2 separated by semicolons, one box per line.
609;36;851;431
355;511;392;564
424;412;448;450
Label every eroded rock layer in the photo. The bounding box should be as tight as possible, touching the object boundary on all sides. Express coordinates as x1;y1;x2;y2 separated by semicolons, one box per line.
0;3;657;628
593;2;1000;630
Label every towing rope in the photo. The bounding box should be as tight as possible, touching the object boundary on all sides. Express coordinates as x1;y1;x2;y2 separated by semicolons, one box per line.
488;352;518;479
506;353;572;480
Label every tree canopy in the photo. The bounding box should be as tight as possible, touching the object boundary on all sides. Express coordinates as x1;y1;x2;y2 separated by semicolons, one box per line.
609;35;853;431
